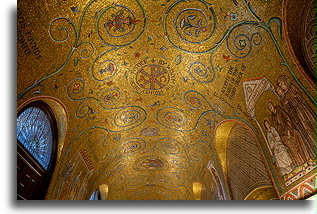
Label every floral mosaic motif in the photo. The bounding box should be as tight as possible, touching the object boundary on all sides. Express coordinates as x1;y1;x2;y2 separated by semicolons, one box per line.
226;29;263;58
99;60;117;77
114;106;147;128
96;1;146;47
140;126;160;136
156;107;188;129
100;89;121;105
187;61;215;83
91;59;118;82
164;0;217;53
175;9;209;43
154;138;181;155
119;138;146;155
103;5;140;37
67;78;85;99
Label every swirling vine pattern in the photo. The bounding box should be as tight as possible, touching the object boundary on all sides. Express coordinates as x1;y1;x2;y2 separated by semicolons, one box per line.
154;138;182;155
226;30;263;58
48;17;76;43
66;78;86;100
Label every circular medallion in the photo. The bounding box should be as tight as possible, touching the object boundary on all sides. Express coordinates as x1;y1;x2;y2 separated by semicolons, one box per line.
136;64;170;90
96;2;146;47
130;59;176;95
164;0;217;53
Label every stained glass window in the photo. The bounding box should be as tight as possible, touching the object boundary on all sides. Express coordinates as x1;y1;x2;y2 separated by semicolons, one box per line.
17;107;53;170
89;188;100;200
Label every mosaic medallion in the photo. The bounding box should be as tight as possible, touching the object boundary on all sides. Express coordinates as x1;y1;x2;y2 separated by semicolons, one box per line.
96;2;146;47
164;0;217;53
130;58;176;95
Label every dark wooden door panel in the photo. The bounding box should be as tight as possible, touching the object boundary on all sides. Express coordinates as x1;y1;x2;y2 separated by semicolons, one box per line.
17;144;47;200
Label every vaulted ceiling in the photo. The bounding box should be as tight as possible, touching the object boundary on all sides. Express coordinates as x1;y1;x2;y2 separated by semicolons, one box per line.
17;0;316;200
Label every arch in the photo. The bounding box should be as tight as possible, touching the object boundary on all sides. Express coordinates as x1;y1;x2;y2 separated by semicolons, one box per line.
227;123;274;200
244;185;278;200
17;101;58;199
99;184;109;200
17;96;68;162
214;120;277;200
213;120;237;185
17;97;68;199
214;119;258;200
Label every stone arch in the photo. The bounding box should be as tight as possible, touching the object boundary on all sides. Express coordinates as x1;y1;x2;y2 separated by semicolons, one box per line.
17;96;68;199
18;96;68;162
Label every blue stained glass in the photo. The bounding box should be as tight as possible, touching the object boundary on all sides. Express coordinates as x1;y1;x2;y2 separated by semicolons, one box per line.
89;190;99;200
17;107;53;170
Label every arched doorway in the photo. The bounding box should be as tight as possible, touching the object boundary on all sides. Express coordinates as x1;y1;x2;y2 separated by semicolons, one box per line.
17;101;58;199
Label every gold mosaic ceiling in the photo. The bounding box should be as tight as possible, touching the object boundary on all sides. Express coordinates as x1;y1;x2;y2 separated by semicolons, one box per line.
17;0;316;200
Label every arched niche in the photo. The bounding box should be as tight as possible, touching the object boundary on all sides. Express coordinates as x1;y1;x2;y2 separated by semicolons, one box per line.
192;174;220;200
215;120;277;200
17;101;58;199
18;97;68;163
213;120;241;200
192;182;202;200
227;123;275;200
17;97;68;199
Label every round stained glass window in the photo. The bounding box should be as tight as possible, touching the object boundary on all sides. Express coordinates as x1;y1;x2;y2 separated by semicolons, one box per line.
17;107;54;170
